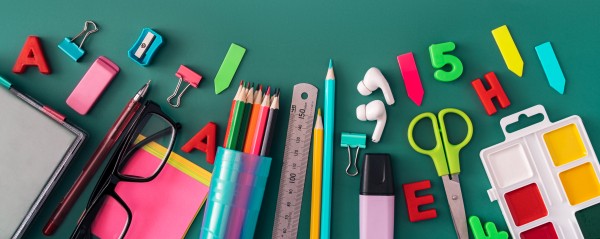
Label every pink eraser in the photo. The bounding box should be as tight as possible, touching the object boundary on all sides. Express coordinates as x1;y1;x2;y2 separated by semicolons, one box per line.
67;56;119;115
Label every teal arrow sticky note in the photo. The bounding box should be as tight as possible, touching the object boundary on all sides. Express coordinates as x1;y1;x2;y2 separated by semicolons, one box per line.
535;42;566;94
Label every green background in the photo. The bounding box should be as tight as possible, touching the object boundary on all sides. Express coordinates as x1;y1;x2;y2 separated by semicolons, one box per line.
3;0;598;238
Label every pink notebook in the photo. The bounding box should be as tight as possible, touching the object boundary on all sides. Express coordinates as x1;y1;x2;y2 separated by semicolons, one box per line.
91;143;211;239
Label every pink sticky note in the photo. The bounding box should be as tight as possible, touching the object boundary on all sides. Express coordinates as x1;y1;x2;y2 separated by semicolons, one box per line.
91;149;209;239
397;53;424;106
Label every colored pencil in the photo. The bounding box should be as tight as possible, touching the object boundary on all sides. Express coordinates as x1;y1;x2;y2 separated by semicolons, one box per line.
310;109;323;239
243;85;264;153
321;59;335;239
236;83;254;150
227;87;271;239
253;84;262;102
249;87;271;155
223;81;244;147
260;89;279;156
225;84;248;149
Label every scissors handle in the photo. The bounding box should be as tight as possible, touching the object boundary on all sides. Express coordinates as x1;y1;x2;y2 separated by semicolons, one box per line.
407;112;450;176
438;108;473;174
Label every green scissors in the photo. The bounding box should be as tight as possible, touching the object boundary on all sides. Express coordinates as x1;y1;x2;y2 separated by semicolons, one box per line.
407;108;473;239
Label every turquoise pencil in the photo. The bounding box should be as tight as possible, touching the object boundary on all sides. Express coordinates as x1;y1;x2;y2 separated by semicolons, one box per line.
321;59;335;239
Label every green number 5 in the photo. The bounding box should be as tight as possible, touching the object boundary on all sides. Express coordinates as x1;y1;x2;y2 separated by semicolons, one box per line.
429;42;463;82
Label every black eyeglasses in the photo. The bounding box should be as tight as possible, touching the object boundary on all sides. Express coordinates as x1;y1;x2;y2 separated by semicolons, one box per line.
70;101;181;239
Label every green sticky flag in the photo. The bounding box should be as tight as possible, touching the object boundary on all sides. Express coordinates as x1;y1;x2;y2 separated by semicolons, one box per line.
469;216;510;239
214;43;246;94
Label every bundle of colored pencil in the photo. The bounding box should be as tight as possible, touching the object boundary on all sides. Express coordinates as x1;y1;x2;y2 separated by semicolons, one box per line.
223;81;280;156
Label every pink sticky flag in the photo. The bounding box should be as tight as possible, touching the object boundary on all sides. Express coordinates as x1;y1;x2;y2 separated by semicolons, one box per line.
397;53;424;106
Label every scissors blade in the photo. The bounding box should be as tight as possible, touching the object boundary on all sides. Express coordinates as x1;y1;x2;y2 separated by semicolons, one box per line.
441;174;468;239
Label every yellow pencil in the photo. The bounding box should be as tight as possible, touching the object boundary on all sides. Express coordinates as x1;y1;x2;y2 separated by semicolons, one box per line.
310;109;323;239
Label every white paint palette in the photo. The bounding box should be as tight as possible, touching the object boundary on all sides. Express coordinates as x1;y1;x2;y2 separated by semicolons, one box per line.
480;105;600;239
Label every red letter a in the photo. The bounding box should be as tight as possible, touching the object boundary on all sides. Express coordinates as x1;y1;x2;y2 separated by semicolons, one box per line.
13;36;51;74
182;122;218;164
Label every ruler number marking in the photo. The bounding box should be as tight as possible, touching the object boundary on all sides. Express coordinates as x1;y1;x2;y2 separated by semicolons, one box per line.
272;84;317;239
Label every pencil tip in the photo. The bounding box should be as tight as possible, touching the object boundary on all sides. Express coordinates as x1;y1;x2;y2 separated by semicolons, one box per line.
326;60;335;80
315;109;323;129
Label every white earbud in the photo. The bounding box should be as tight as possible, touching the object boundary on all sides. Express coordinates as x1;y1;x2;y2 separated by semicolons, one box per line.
356;100;387;143
357;67;395;105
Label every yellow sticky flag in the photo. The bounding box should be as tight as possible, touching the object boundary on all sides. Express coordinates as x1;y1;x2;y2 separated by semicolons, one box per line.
492;25;524;77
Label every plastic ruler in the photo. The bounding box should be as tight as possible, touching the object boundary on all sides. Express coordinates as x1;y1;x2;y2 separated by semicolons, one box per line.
272;83;318;239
